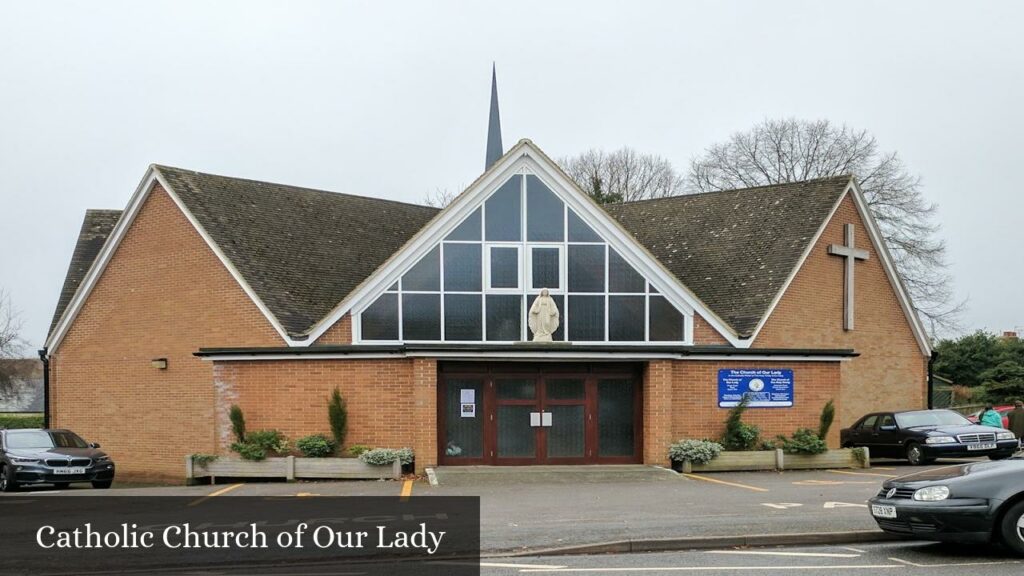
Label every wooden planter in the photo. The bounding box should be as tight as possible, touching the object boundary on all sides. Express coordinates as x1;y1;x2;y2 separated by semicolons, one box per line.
675;448;869;473
185;455;402;482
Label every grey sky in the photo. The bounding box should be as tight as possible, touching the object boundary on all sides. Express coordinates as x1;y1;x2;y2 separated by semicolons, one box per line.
1;0;1021;350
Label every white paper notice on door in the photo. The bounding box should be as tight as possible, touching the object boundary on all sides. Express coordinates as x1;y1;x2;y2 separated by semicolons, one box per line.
460;389;475;403
460;403;476;418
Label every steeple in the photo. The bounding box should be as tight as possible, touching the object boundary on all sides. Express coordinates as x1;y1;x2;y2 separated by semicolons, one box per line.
485;64;503;169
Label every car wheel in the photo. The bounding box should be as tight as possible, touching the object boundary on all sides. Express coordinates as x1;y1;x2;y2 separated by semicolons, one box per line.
906;442;926;465
0;465;17;493
53;482;70;489
91;480;112;489
990;452;1014;461
999;500;1024;556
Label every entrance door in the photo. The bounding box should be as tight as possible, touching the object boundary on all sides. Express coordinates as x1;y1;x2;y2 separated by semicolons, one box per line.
438;363;641;465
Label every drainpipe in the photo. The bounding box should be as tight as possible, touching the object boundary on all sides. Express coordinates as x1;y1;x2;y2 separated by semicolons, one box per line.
38;347;50;428
927;350;938;409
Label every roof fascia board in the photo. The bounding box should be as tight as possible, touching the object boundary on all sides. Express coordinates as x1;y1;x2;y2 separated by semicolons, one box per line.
746;181;850;345
197;352;851;362
845;180;932;356
152;170;298;346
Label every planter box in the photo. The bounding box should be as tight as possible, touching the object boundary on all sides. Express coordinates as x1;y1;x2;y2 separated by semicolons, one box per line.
676;448;869;473
186;455;401;482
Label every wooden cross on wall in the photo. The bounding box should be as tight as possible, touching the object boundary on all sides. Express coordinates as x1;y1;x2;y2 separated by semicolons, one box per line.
828;224;869;331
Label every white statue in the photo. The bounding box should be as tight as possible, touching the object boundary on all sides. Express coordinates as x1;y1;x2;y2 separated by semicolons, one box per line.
528;289;560;342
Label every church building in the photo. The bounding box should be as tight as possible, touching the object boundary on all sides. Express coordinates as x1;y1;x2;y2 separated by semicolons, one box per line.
44;77;930;480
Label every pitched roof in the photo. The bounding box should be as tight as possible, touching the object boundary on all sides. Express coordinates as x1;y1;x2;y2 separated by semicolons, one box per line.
154;166;440;337
48;209;122;339
605;176;851;337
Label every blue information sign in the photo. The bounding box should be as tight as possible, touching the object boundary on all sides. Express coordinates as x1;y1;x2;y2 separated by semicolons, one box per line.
717;369;794;408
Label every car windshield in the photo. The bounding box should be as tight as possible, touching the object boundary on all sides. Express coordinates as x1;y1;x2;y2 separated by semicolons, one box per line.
4;431;88;450
895;410;971;428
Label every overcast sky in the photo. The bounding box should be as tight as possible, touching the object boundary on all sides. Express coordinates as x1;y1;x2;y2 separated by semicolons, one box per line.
1;0;1021;351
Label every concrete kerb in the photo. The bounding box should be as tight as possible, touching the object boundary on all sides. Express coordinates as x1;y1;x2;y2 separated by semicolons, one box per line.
489;530;904;558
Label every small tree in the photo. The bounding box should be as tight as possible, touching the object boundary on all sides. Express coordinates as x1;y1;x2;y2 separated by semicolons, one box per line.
818;400;836;441
328;388;348;450
721;395;760;451
229;405;246;443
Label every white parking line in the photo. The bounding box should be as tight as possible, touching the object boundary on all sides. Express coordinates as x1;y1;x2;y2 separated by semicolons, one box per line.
518;565;904;572
705;550;860;558
889;556;1022;568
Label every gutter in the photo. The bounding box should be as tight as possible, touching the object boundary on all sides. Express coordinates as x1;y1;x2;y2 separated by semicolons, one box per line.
37;347;50;428
927;350;938;409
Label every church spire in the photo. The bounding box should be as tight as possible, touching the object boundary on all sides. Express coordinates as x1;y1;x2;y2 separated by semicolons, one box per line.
485;63;503;169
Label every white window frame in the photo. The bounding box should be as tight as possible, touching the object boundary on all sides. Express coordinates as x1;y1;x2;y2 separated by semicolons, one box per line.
526;244;565;292
484;243;521;292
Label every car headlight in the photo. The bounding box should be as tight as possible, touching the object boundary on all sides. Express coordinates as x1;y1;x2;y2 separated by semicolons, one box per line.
996;432;1016;441
9;456;39;464
925;436;957;444
95;455;111;463
913;486;950;501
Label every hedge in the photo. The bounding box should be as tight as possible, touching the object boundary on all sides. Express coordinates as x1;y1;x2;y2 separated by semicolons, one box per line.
0;413;44;429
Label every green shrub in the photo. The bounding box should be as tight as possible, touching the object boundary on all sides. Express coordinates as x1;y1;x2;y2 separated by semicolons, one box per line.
777;428;828;455
851;447;868;467
229;405;246;443
328;388;348;451
0;413;44;429
359;448;403;466
231;429;288;461
190;454;218;467
395;447;415;466
818;399;835;441
722;396;760;451
348;444;372;456
296;434;337;458
668;439;723;464
231;442;267;461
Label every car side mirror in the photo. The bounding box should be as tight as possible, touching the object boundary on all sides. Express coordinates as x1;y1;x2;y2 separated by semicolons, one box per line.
879;425;897;432
89;442;100;449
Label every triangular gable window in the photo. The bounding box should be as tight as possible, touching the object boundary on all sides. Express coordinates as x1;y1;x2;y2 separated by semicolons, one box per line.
357;171;689;343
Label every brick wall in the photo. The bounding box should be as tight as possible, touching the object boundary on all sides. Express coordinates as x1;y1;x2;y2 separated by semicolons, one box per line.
754;195;927;429
312;314;352;345
212;358;436;472
693;314;730;346
50;184;284;481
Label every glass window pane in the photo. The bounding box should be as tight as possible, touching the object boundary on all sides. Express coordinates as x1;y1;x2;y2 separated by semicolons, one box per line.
497;405;536;458
496;378;536;400
386;282;398;292
446;207;481;241
526;175;564;241
547;405;585;458
531;247;560;290
527;293;564;342
568;209;602;242
608;249;645;293
598;378;635;457
489;246;519;288
402;293;441;340
486;294;522;341
568;295;605;341
444;294;482;341
649;296;684;341
360;293;398;340
546;378;585;400
608;296;645;341
445;378;483;458
403;246;440;291
568;245;605;293
485;175;522;241
443;243;482;291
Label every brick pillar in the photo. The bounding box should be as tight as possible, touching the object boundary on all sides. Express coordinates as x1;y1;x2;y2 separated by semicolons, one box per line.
642;360;674;466
412;358;438;474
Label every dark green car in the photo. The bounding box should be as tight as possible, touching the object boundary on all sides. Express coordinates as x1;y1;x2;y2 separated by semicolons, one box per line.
0;429;115;491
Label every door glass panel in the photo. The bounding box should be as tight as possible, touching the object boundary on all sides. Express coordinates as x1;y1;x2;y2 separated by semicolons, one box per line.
443;243;482;291
526;175;564;242
497;405;536;458
496;378;536;400
546;378;585;400
598;378;635;457
485;176;522;241
547;405;585;458
445;379;483;458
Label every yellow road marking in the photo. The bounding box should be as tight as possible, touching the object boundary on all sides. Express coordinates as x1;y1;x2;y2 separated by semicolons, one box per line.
400;479;414;500
683;473;769;492
188;483;242;507
827;469;897;478
296;492;320;497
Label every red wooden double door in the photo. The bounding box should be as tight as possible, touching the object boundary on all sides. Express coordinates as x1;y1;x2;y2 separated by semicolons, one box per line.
438;363;643;465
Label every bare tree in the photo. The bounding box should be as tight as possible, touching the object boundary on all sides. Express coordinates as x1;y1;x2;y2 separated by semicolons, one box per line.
686;118;961;333
423;187;460;209
559;147;685;204
0;289;24;360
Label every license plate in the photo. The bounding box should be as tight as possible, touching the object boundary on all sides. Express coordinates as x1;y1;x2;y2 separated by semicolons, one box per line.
53;467;86;475
871;504;897;519
967;443;997;451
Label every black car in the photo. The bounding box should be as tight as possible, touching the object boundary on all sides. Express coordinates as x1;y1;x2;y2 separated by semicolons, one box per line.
868;458;1024;554
0;429;115;491
840;409;1018;465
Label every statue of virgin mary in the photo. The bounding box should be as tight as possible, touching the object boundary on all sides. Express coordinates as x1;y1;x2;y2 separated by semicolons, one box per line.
528;289;560;342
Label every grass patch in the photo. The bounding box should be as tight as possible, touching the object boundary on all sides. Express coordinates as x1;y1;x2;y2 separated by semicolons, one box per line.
0;413;44;429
